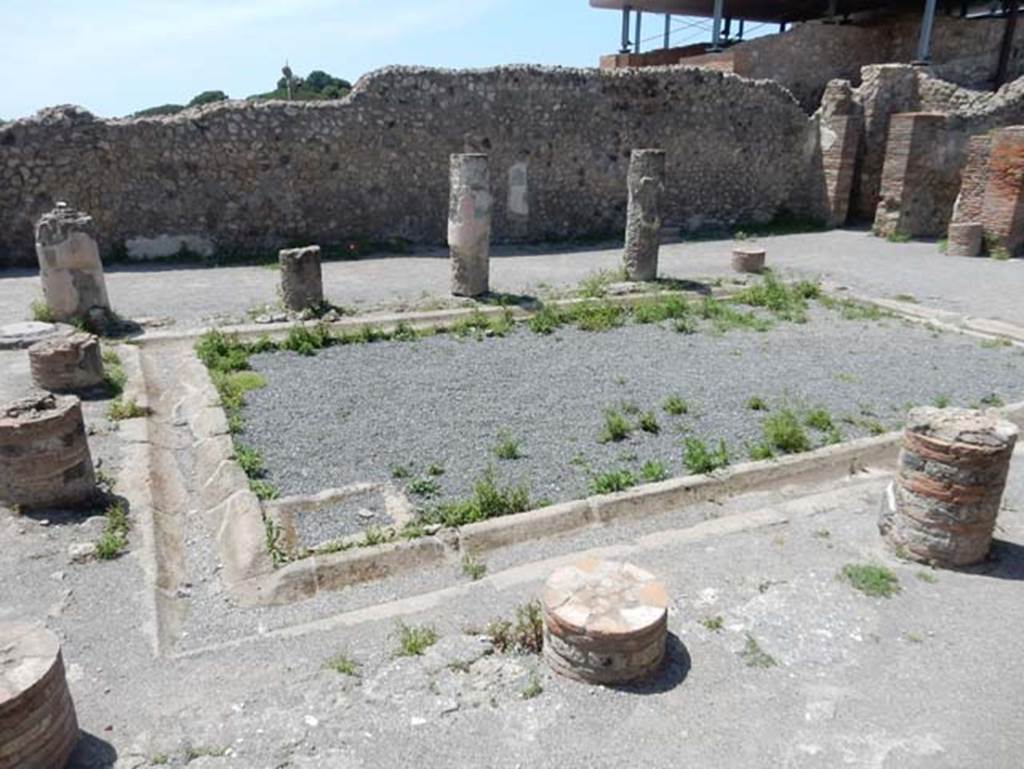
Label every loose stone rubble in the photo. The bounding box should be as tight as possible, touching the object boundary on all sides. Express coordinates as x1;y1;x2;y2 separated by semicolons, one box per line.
879;407;1019;567
33;204;111;324
542;557;668;685
448;153;492;297
278;245;324;312
0;392;96;511
623;149;665;282
28;331;104;392
0;622;79;769
731;246;766;273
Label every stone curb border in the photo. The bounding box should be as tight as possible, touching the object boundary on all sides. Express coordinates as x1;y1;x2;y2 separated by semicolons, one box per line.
223;401;1022;606
174;281;1024;607
823;283;1024;346
138;283;741;346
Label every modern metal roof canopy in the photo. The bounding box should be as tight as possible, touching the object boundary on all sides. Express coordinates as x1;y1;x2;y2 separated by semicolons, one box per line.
589;0;924;23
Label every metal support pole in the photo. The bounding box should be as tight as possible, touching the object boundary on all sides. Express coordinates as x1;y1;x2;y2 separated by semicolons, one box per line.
634;10;643;54
779;22;787;33
738;18;745;39
620;6;631;53
915;0;938;63
710;0;724;50
664;14;671;49
724;16;732;40
996;0;1020;86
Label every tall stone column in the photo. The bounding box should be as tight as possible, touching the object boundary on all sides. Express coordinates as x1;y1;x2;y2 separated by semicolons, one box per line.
623;149;665;282
879;407;1018;567
278;245;324;312
34;203;111;324
448;154;492;297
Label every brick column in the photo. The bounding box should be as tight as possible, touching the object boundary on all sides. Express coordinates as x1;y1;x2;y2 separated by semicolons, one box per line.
448;154;492;297
873;112;949;239
28;331;104;392
34;203;111;324
623;149;666;282
0;393;96;510
821;113;862;227
879;407;1018;567
0;622;79;769
949;127;1024;258
980;126;1024;257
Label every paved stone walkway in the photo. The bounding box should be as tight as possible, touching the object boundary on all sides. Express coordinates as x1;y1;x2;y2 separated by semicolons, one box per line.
1;229;1022;328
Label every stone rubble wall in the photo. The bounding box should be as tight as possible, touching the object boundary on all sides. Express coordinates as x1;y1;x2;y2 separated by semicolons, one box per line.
850;65;1024;228
0;65;816;268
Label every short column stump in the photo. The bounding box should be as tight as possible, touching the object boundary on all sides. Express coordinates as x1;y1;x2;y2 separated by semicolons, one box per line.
0;393;96;511
542;557;668;685
731;247;766;273
28;331;104;393
880;407;1018;567
947;222;984;257
0;622;79;769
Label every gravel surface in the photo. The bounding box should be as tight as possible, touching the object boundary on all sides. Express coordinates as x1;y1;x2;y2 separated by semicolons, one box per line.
241;306;1024;509
293;490;395;547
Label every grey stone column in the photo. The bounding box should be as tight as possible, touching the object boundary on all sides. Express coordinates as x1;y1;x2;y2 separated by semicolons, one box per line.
623;149;666;282
448;154;492;297
879;407;1018;567
278;245;324;312
34;203;111;324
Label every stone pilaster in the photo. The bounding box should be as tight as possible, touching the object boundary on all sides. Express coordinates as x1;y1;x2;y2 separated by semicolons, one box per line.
980;126;1024;257
0;393;96;510
623;149;666;282
879;407;1018;567
278;245;324;312
34;203;111;324
448;154;492;297
873;112;949;239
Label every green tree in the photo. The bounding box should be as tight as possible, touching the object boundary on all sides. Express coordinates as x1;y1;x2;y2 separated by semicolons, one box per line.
187;90;229;107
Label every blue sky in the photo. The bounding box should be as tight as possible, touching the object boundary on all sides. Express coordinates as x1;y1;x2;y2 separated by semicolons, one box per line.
0;1;763;119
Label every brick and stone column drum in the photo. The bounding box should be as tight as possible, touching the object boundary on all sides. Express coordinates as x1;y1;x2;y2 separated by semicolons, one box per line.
731;247;766;273
28;331;104;392
946;222;983;257
34;204;111;324
542;557;668;684
0;622;80;769
879;407;1018;567
0;393;95;510
278;245;324;312
448;154;492;297
623;149;666;282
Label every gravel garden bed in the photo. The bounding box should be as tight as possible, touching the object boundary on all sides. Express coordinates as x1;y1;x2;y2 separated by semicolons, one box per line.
236;300;1024;519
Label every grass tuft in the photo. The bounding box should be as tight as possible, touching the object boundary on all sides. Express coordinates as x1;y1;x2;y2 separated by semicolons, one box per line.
394;622;438;657
682;437;730;474
488;601;544;654
840;563;900;598
598;408;633;443
762;409;810;454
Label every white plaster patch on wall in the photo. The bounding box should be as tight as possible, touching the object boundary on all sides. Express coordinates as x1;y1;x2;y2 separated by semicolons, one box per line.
507;161;529;219
125;234;215;260
819;124;838;153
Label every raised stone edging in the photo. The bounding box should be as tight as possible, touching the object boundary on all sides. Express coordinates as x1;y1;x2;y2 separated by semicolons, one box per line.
138;284;739;346
824;284;1024;346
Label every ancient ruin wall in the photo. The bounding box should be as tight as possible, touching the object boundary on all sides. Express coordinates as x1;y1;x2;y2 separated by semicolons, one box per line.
0;66;816;268
733;13;1024;113
851;65;1024;224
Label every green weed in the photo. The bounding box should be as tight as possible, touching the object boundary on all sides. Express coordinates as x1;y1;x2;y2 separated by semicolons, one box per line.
682;437;730;474
840;563;900;598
